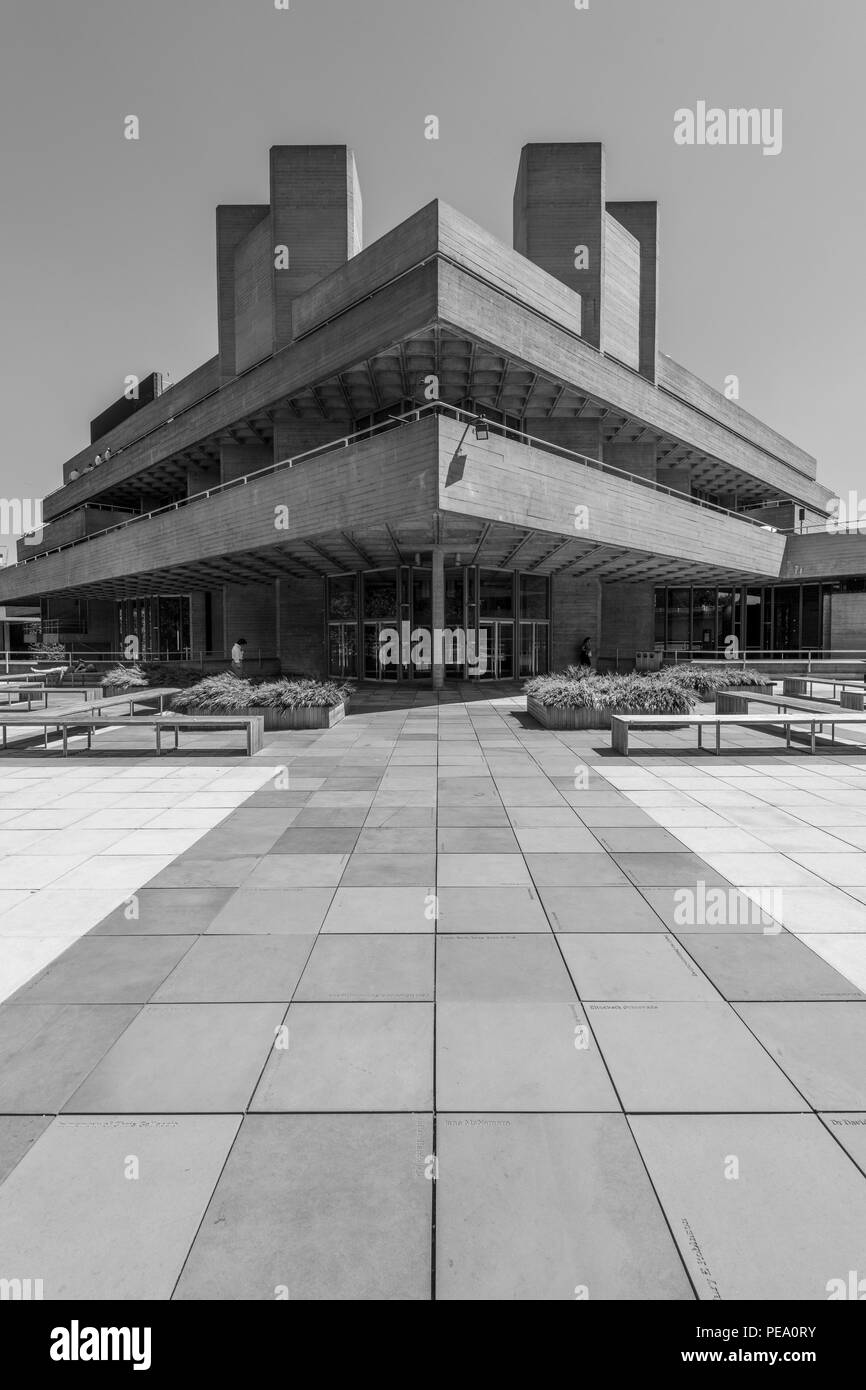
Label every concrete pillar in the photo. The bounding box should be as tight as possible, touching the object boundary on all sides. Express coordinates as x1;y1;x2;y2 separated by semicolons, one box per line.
431;546;445;689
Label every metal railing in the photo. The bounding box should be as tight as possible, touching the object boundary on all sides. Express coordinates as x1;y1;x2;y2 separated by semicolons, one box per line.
18;403;780;569
1;648;277;674
664;647;866;669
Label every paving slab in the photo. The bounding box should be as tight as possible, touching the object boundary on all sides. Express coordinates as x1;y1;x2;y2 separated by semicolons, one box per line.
151;934;315;1003
295;934;434;1001
819;1112;866;1174
436;1113;691;1300
677;933;864;1002
252;1002;433;1111
436;885;550;933
538;884;669;933
559;934;720;1002
205;886;334;935
0;1115;52;1183
641;886;783;933
735;1002;866;1109
147;856;261;889
437;1001;619;1111
590;828;689;854
630;1113;866;1299
585;1002;805;1111
322;886;433;933
0;1003;140;1113
437;852;532;887
525;852;630;886
0;1114;240;1299
611;853;733;888
92;887;235;936
243;852;349;888
512;826;603;854
437;934;576;1002
269;828;361;855
435;826;520;854
173;1114;432;1300
10;935;196;1004
339;852;435;887
65;1003;284;1112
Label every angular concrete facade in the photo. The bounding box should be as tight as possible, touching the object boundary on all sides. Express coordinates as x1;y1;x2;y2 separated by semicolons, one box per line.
4;140;861;681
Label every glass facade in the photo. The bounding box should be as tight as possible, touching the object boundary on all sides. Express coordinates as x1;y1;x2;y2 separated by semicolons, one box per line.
653;583;831;656
116;596;191;659
327;567;550;681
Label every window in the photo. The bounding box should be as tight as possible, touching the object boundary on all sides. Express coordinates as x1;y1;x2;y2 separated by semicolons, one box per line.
328;575;357;621
520;575;549;621
479;569;514;618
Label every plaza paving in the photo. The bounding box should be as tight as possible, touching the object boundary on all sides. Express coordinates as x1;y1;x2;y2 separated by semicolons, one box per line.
1;685;866;1299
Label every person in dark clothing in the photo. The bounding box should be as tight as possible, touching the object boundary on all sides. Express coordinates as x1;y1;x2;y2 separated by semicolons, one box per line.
578;637;593;668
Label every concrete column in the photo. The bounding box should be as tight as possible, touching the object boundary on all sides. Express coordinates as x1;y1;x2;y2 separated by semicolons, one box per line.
431;545;445;689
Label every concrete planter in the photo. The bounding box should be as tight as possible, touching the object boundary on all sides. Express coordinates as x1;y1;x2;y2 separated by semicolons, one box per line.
248;700;349;730
168;699;349;729
527;696;626;730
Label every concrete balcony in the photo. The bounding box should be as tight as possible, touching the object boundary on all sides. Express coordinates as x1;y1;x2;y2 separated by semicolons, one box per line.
0;410;787;605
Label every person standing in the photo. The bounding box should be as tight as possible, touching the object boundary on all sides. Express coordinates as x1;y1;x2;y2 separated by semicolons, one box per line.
231;637;247;670
578;636;593;668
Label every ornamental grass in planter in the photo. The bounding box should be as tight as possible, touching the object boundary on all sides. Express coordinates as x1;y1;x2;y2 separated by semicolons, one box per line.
525;671;695;729
102;663;149;691
171;673;353;729
660;663;772;699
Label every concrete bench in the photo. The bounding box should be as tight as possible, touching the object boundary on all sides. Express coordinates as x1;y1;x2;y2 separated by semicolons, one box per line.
0;711;264;756
716;689;837;717
0;685;50;711
610;711;866;757
782;675;865;703
0;685;112;710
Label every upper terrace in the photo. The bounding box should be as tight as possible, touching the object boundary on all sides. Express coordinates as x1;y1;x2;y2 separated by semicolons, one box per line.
35;178;828;523
2;407;789;606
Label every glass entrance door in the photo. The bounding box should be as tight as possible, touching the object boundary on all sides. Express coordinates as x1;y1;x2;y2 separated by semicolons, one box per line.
519;622;549;677
478;622;514;679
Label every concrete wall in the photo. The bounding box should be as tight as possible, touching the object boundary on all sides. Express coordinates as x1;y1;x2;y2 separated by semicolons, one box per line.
223;582;277;661
279;574;326;676
220;440;272;485
234;216;275;374
602;213;640;370
216;207;269;383
551;576;601;669
525;416;603;461
514;143;604;348
270;145;363;350
600;583;655;668
606;202;659;383
604;442;657;483
825;593;866;653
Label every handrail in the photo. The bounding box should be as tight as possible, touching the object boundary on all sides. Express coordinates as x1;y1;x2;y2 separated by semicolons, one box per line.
19;403;780;568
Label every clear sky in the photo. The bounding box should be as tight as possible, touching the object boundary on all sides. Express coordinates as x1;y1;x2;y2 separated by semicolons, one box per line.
1;0;863;535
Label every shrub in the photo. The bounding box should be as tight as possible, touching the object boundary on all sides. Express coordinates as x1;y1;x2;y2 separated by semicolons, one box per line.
172;673;255;713
664;663;769;699
103;663;148;690
172;675;352;713
251;679;353;709
525;671;695;714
